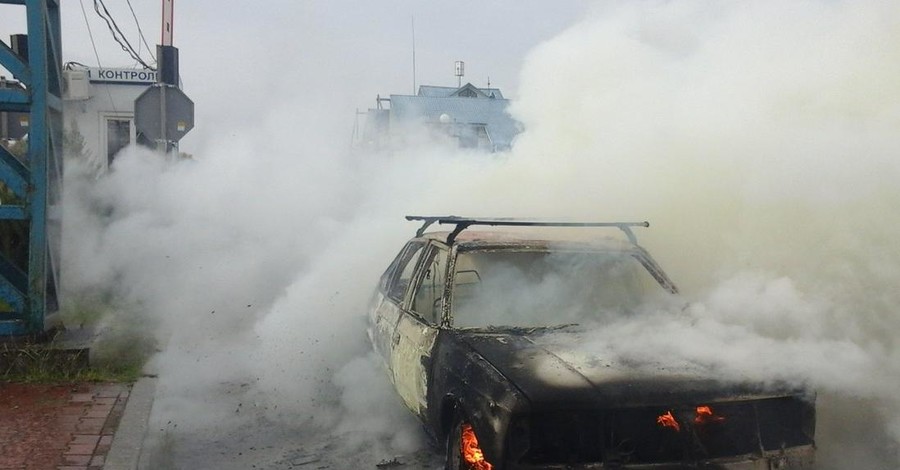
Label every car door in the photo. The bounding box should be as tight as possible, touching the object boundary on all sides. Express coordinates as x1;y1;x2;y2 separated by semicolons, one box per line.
391;242;449;418
372;241;427;369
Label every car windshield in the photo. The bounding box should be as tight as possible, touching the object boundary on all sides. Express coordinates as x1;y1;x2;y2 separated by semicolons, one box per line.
450;249;671;329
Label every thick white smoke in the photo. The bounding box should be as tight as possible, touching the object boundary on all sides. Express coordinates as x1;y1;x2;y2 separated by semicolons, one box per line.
62;0;899;467
504;2;900;466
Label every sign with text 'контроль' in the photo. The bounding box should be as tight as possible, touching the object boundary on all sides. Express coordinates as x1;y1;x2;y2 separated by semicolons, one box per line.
87;67;157;85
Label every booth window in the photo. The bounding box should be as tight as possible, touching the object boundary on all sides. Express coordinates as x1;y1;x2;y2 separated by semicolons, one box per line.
106;118;132;165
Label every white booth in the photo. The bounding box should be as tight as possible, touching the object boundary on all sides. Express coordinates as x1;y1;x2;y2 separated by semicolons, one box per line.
63;66;157;172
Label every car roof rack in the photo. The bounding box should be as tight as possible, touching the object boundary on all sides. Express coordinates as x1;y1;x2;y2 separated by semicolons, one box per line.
405;215;650;245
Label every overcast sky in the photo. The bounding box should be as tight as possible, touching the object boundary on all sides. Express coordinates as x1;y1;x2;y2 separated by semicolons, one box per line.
2;1;588;150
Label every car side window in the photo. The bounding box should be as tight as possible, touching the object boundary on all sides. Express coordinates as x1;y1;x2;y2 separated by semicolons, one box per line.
386;241;427;303
411;245;449;325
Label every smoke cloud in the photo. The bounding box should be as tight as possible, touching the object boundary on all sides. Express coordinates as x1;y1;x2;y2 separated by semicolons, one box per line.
61;0;899;467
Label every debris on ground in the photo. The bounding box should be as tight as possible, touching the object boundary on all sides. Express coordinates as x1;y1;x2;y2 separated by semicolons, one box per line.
376;457;404;468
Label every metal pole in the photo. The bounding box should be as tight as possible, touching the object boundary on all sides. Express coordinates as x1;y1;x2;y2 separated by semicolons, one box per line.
158;84;167;153
158;0;178;156
25;0;49;334
161;0;174;46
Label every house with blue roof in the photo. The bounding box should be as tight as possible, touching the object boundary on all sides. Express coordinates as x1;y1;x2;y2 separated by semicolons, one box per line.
360;82;521;153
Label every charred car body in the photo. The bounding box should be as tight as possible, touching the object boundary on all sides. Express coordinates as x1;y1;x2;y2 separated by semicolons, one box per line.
369;216;816;469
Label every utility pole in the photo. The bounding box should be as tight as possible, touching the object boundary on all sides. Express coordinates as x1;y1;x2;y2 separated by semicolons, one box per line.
135;0;194;154
161;0;174;47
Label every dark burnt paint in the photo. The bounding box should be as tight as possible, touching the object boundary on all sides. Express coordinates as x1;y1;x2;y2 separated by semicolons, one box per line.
423;327;815;468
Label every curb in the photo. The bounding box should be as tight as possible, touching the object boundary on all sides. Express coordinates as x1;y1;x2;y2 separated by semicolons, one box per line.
104;376;158;470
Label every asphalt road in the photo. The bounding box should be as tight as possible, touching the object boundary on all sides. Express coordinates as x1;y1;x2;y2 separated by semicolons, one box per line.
140;423;443;469
135;376;444;470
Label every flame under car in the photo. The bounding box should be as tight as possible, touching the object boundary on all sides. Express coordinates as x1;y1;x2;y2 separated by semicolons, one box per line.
369;217;816;469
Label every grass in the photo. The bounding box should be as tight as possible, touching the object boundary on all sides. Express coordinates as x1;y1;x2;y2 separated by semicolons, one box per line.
0;335;148;383
1;301;156;383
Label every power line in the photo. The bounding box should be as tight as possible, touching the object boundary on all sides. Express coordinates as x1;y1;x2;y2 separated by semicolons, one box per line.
78;0;119;115
94;0;154;69
78;0;103;70
125;0;156;63
93;0;156;70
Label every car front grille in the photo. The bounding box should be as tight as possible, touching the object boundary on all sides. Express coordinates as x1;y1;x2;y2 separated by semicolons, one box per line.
511;396;815;466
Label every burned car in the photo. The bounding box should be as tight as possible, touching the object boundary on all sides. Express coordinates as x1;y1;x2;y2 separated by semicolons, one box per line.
369;216;815;469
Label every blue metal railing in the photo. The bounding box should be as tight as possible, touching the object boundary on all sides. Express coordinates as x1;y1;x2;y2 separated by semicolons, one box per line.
0;0;63;335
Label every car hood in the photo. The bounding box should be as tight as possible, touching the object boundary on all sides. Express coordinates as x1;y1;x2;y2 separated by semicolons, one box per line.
454;329;791;409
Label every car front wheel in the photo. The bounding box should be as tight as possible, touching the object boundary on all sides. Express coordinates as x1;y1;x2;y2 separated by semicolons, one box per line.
445;412;494;470
445;412;464;470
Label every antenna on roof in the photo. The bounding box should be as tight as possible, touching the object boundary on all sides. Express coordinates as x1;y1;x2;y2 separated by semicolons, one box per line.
411;16;417;94
455;61;465;87
487;76;491;87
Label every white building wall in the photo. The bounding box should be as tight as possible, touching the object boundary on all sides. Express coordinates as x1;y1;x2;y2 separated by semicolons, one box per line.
62;67;156;172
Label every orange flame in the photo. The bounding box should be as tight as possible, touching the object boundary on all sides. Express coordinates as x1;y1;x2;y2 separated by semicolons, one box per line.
694;405;726;425
656;410;681;432
461;423;493;470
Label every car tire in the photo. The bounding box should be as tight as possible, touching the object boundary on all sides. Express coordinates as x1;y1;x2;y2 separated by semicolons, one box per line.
445;411;465;470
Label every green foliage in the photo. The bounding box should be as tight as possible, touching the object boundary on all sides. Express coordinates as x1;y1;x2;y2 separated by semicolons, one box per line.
89;326;156;381
0;335;149;383
0;342;88;382
2;300;157;383
63;122;87;160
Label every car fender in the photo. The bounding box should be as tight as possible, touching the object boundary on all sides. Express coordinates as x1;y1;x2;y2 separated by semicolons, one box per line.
429;332;529;467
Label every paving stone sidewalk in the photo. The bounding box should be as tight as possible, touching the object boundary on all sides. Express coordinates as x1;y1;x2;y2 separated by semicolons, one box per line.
0;382;131;470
